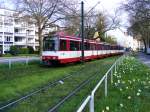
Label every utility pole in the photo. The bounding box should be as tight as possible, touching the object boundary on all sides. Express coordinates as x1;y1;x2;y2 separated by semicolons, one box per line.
81;1;84;62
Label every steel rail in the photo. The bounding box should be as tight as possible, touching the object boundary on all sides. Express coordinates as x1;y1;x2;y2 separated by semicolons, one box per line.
0;65;85;110
48;69;105;112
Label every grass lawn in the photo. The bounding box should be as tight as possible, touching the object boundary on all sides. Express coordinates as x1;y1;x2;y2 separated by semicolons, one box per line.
0;61;82;105
0;56;118;112
93;56;150;112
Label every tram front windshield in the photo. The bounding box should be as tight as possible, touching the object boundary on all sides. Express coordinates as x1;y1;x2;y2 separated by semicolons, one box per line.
43;37;58;51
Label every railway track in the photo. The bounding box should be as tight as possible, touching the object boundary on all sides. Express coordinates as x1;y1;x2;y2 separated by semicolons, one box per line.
0;60;97;111
48;69;102;112
0;58;115;112
0;65;84;111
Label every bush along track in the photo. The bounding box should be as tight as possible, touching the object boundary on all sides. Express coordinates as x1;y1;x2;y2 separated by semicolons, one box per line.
0;57;118;112
95;56;150;112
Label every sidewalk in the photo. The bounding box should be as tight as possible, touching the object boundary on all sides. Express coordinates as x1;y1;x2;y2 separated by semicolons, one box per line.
0;56;40;64
137;52;150;67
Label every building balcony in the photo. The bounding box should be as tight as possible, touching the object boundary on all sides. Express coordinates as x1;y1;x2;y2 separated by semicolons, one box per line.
14;41;26;45
14;24;27;28
14;33;26;37
28;40;35;43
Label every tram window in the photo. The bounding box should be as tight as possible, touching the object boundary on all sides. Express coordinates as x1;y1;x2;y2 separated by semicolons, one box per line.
84;43;87;50
100;44;102;50
94;44;96;50
90;43;92;50
95;44;98;50
98;44;101;50
70;41;79;51
92;44;95;50
43;39;56;51
103;45;106;50
60;40;67;51
91;44;93;50
85;43;90;50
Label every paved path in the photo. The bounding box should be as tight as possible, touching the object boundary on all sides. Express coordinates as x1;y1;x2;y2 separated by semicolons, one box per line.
0;56;40;64
137;52;150;67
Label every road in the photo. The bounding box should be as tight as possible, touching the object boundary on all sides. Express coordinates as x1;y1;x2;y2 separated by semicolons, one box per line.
0;56;40;64
137;52;150;67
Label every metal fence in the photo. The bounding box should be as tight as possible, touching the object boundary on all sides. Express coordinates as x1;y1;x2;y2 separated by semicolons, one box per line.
0;57;40;69
77;55;125;112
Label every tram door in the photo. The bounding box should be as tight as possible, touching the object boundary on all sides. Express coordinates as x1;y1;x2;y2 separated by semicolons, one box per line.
0;45;2;56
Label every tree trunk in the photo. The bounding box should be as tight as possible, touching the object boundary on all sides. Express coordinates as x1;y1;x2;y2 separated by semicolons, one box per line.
142;38;147;53
38;28;43;56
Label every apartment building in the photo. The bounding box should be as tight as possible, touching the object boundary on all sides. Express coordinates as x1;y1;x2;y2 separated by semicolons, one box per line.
0;8;37;54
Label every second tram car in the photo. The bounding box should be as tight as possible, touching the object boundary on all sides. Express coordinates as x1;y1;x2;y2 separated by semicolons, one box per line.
42;33;124;65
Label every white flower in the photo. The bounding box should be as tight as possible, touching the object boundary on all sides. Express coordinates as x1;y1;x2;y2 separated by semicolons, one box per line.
129;81;132;84
126;86;129;89
138;89;142;92
137;92;140;96
128;96;131;99
102;110;105;112
114;83;118;86
118;80;121;83
120;88;123;91
122;81;125;84
106;106;109;111
120;103;123;107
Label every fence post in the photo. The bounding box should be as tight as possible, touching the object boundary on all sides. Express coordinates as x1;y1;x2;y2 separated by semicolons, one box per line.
9;59;11;69
118;58;120;65
90;92;94;112
115;63;116;73
105;75;107;97
111;69;113;84
26;57;28;66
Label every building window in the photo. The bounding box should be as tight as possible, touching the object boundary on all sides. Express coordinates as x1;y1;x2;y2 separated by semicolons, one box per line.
15;28;19;33
0;36;2;41
4;36;12;42
4;17;13;26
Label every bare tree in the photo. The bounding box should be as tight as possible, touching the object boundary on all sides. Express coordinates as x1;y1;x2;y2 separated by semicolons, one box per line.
95;10;121;41
123;0;150;52
12;0;74;55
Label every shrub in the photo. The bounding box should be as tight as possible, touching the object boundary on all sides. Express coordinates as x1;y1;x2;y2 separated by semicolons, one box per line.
19;48;29;54
27;46;34;54
34;50;39;54
10;45;19;55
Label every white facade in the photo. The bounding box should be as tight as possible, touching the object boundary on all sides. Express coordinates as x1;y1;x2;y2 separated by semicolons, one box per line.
0;8;37;54
107;29;142;51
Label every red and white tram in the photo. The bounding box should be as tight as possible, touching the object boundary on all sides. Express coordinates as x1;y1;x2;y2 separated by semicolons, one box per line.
42;33;124;65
